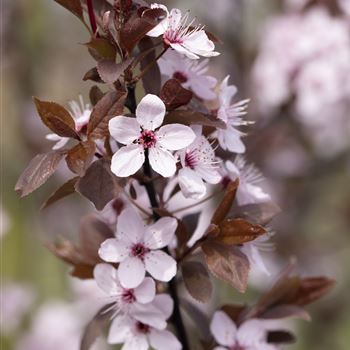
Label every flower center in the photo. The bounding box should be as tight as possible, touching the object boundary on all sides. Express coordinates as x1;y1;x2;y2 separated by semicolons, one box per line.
184;151;198;169
173;71;188;83
136;321;150;334
222;175;231;188
121;289;136;304
139;130;157;149
131;243;150;260
230;343;246;350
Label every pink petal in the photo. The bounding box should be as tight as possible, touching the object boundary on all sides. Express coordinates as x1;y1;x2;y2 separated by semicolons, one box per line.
134;277;156;304
123;334;149;350
98;238;129;263
118;256;146;289
178;167;207;199
111;144;145;177
107;315;132;344
108;116;140;145
219;127;245;153
144;217;178;249
136;94;166;130
237;319;267;346
157;124;196;150
149;146;177;177
144;250;177;282
210;311;237;347
93;263;121;296
167;8;182;30
149;329;182;350
130;302;167;330
152;294;174;319
219;76;238;107
169;43;200;59
117;208;146;244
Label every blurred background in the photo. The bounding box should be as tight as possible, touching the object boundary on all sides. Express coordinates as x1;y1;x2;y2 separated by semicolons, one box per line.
1;0;350;349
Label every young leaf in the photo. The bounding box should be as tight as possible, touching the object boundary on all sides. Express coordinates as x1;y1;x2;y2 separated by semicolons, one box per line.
181;260;212;303
211;180;239;225
54;0;83;20
41;176;79;210
160;79;193;111
83;67;104;83
85;37;117;61
164;110;226;129
138;37;161;95
87;90;127;139
220;304;247;323
76;158;121;210
261;305;311;321
97;58;133;84
15;151;65;197
217;218;266;245
66;140;96;176
80;303;115;350
33;98;79;138
202;239;250;293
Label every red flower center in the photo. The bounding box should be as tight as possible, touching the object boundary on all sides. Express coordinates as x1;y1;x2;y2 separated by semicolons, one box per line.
121;289;136;304
136;321;150;334
173;71;188;83
139;130;157;148
131;243;150;260
184;151;197;169
230;344;245;350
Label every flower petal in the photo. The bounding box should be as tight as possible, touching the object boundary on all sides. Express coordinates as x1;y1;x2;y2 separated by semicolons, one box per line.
237;319;267;346
178;167;207;199
107;315;132;344
210;311;237;347
144;250;177;282
144;217;178;249
170;43;200;59
149;146;177;177
218;127;245;153
122;334;149;350
98;238;129;263
134;277;156;304
130;302;167;330
117;208;146;244
152;294;174;319
109;116;140;145
149;329;182;350
118;256;146;288
111;144;145;177
136;94;166;130
157;124;196;150
93;263;121;296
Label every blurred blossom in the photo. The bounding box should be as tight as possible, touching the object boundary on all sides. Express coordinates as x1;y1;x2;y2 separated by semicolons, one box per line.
252;7;350;156
0;283;35;335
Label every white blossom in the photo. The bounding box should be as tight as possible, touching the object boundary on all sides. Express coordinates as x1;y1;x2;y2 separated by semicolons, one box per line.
178;126;221;199
223;157;271;206
109;94;195;177
99;208;177;288
158;50;217;100
107;294;181;350
147;4;219;59
216;76;250;153
210;311;278;350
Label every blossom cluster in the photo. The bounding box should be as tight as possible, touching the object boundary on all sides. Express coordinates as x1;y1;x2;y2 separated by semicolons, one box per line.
15;1;334;350
252;2;350;157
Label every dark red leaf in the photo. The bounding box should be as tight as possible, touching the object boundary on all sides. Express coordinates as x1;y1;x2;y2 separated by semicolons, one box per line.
89;86;105;106
97;58;133;84
54;0;83;20
66;140;96;176
85;37;117;61
160;79;193;110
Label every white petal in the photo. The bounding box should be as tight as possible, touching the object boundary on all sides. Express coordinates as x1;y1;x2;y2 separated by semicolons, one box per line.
136;94;166;130
225;160;240;179
167;8;182;30
219;76;237;107
178;167;207;199
144;217;178;249
237;319;266;346
182;31;220;58
152;293;174;319
118;257;146;288
218;127;245;153
149;146;177;177
117;208;146;244
134;277;156;304
108;315;132;344
147;4;169;37
210;311;237;347
122;334;149;350
111;144;145;177
196;166;222;184
144;250;177;282
98;238;129;263
109;116;140;145
170;43;200;59
150;329;182;350
130;302;167;329
157;124;196;150
93;263;121;295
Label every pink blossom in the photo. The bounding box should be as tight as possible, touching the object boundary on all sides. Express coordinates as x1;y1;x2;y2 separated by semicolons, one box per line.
109;94;195;177
210;311;278;350
98;208;177;288
147;4;219;59
158;50;217;100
